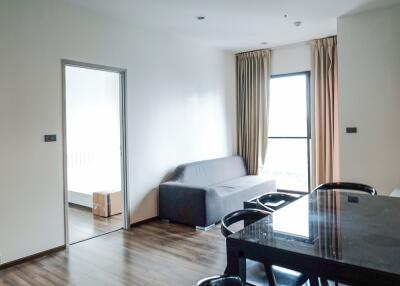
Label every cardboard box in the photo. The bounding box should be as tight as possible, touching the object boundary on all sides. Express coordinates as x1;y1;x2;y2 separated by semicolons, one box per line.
93;190;122;217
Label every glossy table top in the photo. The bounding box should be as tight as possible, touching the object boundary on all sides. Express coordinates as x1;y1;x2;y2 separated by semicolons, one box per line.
230;190;400;276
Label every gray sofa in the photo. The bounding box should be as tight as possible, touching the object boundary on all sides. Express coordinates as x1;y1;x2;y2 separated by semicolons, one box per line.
159;156;276;229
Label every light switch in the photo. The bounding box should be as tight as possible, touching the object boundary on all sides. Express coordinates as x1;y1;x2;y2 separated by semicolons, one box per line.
346;127;357;134
44;134;57;142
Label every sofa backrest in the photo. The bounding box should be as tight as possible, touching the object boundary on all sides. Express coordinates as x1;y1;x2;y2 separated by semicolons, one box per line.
172;156;248;187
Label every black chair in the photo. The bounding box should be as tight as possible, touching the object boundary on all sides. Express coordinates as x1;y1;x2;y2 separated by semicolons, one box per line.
256;192;301;212
221;208;271;237
197;275;244;286
314;182;377;196
221;209;309;286
314;182;377;286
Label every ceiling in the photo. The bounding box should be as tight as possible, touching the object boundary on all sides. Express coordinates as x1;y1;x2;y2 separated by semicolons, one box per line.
64;0;400;52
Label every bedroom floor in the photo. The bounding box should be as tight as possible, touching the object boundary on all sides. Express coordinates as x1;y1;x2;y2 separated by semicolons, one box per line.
68;204;123;243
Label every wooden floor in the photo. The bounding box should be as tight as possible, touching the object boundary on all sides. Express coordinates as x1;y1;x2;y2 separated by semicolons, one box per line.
0;220;226;286
68;204;123;243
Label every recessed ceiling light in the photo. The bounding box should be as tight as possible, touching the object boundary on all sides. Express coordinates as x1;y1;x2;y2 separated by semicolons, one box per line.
283;14;289;18
197;16;205;20
294;21;302;27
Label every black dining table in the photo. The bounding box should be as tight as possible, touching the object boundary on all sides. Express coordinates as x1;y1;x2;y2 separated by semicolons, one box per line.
225;189;400;286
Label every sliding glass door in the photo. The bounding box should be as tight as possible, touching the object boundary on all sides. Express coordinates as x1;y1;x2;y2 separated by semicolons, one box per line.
264;72;311;193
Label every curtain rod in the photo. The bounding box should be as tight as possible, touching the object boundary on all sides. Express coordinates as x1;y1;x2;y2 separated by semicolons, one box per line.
235;48;269;56
235;34;336;56
235;41;310;56
269;40;312;51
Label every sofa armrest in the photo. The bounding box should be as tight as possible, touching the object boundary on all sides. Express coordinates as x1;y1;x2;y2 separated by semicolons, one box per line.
159;182;208;227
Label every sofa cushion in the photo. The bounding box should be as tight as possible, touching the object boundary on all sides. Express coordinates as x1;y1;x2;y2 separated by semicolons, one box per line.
205;176;276;225
208;175;272;197
172;156;248;187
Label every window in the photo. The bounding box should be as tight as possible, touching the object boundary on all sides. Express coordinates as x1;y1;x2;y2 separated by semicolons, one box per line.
265;72;311;193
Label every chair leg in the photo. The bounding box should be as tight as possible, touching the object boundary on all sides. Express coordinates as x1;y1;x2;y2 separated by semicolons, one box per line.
263;265;277;286
295;274;310;286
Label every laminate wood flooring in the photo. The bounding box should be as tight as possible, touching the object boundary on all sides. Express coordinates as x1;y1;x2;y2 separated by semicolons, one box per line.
68;204;122;244
0;220;226;286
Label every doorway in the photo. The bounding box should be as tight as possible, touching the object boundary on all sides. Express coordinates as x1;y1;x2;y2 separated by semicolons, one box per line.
62;60;129;245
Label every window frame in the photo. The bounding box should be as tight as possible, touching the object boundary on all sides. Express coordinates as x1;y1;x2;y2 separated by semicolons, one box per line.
268;71;311;194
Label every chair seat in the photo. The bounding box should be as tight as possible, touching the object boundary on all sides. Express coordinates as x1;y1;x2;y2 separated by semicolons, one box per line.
197;275;244;286
246;260;305;286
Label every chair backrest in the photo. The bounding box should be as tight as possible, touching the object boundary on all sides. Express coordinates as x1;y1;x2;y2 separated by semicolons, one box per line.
197;275;244;286
314;182;377;196
256;192;300;212
221;209;271;238
171;156;248;187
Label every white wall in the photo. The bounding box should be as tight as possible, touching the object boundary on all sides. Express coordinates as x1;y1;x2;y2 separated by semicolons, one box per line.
338;5;400;195
271;43;311;75
0;0;235;264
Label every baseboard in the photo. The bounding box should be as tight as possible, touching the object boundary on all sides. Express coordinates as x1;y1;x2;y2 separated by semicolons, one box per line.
68;202;92;211
0;245;66;270
130;216;159;227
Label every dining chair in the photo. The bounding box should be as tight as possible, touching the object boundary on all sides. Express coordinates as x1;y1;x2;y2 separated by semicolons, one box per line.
221;209;309;286
197;275;244;286
314;182;377;286
314;182;377;196
255;192;301;213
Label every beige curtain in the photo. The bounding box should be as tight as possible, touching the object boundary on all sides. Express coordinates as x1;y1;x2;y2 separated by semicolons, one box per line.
236;49;271;175
312;36;340;186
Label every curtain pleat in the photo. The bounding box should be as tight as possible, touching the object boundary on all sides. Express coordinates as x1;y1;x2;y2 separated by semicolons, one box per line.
236;50;271;175
312;36;340;186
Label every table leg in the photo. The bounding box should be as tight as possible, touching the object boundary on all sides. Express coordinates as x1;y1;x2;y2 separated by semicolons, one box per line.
320;278;329;286
225;241;246;282
309;276;320;286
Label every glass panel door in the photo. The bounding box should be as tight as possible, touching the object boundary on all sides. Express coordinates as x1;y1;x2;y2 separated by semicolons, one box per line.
264;72;311;193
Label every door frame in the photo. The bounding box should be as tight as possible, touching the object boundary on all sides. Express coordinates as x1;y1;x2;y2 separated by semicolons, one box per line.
61;59;130;246
268;71;312;194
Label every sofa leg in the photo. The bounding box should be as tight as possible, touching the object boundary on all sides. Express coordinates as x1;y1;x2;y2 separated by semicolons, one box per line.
196;224;216;232
160;219;170;223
